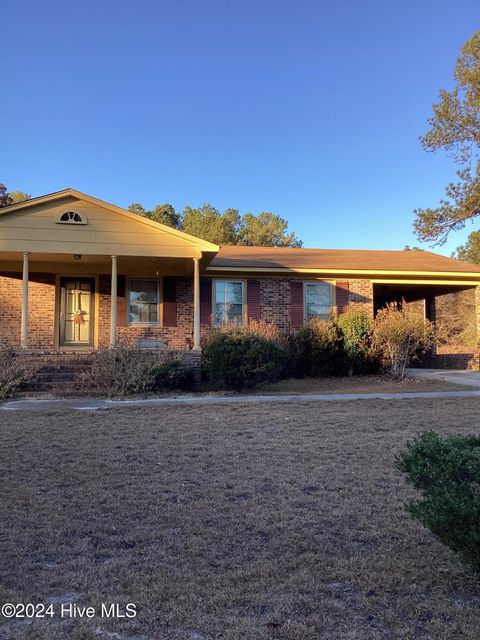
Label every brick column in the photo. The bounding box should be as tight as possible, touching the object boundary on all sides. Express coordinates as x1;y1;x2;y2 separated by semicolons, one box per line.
348;280;374;317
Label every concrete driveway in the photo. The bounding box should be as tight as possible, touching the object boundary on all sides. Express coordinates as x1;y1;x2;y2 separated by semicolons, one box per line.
408;367;480;388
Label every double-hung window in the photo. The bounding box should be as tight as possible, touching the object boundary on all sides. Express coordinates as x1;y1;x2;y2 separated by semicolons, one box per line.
305;281;332;319
128;279;160;324
214;280;244;325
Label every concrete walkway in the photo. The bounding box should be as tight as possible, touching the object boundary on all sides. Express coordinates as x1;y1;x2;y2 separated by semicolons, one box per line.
407;367;480;388
2;389;480;411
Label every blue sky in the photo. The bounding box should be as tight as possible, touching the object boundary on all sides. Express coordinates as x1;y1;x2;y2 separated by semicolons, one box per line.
2;1;479;255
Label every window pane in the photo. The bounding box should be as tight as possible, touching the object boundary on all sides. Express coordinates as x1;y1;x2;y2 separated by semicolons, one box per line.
306;283;331;318
130;279;158;304
215;280;244;325
225;281;243;303
129;302;158;324
129;280;158;323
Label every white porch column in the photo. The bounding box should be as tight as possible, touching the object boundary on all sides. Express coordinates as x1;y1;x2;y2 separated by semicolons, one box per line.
193;257;201;350
110;255;118;347
20;252;29;350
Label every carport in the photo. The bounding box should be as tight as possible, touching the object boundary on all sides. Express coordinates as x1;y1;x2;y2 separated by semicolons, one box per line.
372;278;480;368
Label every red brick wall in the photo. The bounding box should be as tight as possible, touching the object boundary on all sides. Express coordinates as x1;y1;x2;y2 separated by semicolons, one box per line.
0;272;375;350
0;272;55;349
346;280;374;317
100;275;194;349
200;277;374;334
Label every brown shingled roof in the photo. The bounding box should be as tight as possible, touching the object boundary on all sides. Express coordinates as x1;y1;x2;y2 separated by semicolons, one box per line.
209;246;480;274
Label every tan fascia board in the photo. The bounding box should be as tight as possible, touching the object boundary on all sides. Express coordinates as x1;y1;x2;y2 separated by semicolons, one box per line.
371;278;480;286
206;265;480;280
0;188;220;254
0;189;75;214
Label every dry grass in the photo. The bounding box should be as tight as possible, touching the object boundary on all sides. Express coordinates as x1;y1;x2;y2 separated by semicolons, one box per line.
1;399;480;639
256;374;475;395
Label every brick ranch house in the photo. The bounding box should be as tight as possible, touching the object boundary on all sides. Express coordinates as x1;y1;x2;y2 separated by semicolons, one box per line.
1;189;480;387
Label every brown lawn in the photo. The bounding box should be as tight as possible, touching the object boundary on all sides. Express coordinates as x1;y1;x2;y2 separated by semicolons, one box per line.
0;399;479;639
254;374;476;395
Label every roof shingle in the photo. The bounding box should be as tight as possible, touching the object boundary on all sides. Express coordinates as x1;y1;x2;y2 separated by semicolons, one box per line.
210;246;480;274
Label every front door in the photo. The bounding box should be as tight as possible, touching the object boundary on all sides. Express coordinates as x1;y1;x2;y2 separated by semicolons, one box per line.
59;278;94;348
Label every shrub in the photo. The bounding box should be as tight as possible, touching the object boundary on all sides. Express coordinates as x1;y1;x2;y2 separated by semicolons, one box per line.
0;346;34;399
397;432;480;572
337;309;377;375
202;328;288;390
82;347;195;396
373;304;433;380
152;359;195;391
205;319;286;345
288;317;343;377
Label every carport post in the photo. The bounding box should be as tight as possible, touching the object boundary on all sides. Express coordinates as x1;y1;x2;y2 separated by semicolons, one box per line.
425;294;436;354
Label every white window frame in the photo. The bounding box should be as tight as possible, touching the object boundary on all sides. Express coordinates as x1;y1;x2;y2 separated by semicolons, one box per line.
56;210;88;225
213;279;246;326
304;280;333;320
127;277;161;325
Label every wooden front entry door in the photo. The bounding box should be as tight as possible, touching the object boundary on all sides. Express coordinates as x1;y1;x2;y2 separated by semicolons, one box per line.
59;278;94;347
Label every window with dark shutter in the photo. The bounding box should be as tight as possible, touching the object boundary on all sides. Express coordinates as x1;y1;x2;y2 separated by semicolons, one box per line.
291;281;304;328
247;280;261;322
336;281;349;315
200;278;213;326
163;277;177;327
117;275;126;327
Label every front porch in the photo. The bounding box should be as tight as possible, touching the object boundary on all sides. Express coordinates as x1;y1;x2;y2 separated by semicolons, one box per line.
0;252;203;353
0;188;220;357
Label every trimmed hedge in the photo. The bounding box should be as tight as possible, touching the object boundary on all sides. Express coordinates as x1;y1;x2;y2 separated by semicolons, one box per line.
287;317;343;377
152;359;195;391
202;328;288;390
337;308;377;375
397;431;480;572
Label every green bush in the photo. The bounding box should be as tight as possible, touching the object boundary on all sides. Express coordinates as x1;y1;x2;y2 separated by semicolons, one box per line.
82;347;195;396
288;317;343;377
337;308;377;375
202;328;288;390
374;304;433;380
152;359;195;391
397;431;480;571
0;346;34;399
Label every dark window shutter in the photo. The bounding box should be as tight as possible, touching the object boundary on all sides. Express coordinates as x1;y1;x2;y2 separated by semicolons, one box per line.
200;277;212;326
336;281;349;315
247;280;261;323
291;281;304;329
163;277;177;327
117;275;126;327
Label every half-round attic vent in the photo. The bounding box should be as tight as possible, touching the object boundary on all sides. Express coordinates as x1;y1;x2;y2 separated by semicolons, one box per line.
57;211;87;225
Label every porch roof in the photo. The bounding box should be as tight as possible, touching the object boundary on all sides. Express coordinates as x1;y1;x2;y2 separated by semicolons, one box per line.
208;246;480;283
